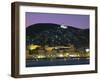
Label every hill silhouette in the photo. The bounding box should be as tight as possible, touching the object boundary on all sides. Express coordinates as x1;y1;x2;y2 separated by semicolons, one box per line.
26;23;89;49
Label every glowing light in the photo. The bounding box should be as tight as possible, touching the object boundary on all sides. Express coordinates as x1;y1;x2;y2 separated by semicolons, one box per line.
45;47;53;52
58;54;64;57
29;44;40;50
77;54;80;57
64;53;69;57
69;54;77;57
60;25;68;29
85;49;90;52
37;55;45;58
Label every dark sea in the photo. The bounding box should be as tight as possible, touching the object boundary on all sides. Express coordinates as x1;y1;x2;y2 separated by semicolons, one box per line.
26;57;89;67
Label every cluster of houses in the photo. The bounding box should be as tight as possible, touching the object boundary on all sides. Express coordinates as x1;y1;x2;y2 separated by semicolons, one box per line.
26;44;89;60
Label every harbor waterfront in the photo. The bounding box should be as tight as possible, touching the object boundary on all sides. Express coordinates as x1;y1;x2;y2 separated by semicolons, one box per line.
26;44;90;67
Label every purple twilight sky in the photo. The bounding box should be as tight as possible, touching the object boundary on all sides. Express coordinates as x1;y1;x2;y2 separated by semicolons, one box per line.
26;12;90;29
